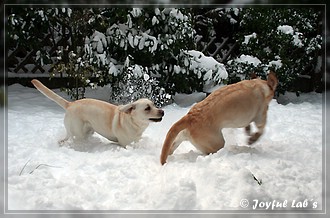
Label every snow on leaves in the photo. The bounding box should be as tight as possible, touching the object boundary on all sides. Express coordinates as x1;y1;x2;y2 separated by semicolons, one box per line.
277;25;304;47
81;8;226;103
228;8;322;95
186;50;228;84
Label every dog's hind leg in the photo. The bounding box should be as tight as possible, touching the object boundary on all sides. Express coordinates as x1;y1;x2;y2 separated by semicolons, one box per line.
168;130;189;155
58;122;73;146
62;114;92;142
191;129;225;155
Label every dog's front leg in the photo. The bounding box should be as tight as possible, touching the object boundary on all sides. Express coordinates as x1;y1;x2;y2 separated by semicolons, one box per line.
245;124;252;136
248;131;263;145
58;134;70;146
248;109;267;145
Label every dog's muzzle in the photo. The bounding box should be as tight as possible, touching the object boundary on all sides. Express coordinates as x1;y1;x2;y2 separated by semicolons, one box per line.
149;118;163;122
149;109;164;122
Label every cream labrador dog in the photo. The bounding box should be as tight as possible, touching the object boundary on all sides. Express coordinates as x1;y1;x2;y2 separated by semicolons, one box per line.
160;71;278;165
31;79;164;146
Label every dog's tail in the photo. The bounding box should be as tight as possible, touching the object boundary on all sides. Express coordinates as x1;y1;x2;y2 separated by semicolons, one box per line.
31;79;69;109
267;71;278;92
160;116;188;165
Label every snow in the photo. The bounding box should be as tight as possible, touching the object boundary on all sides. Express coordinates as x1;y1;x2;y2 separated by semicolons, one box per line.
277;25;294;35
229;18;238;24
152;16;159;25
91;31;107;54
268;59;282;69
186;50;228;83
234;54;261;67
173;92;206;107
132;64;143;77
143;73;150;81
130;8;142;18
243;32;257;44
7;83;323;211
293;32;304;47
277;25;304;47
108;62;121;77
169;9;185;21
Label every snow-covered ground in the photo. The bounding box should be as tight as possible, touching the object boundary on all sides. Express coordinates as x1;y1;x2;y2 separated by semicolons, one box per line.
6;83;324;213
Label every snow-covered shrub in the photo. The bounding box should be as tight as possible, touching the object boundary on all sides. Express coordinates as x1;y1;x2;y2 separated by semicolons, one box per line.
8;8;230;104
84;8;228;103
226;54;265;82
8;8;107;99
87;8;196;94
228;8;322;95
8;8;230;103
184;50;228;89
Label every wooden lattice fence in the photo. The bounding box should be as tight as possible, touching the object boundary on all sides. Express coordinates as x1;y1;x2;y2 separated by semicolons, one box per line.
8;31;238;89
199;36;237;64
7;24;72;88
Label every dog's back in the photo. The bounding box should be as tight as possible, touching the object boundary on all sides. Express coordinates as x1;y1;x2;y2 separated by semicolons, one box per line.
188;74;276;128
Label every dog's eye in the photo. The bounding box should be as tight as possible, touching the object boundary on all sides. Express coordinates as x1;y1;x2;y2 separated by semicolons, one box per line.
145;105;151;111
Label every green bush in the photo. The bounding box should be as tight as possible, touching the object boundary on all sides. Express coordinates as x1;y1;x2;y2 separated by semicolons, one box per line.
8;7;322;101
227;8;322;95
86;8;226;104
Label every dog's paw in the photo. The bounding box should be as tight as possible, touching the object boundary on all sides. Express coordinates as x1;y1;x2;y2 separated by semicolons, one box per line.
248;132;261;145
245;125;252;136
58;140;65;146
58;138;69;146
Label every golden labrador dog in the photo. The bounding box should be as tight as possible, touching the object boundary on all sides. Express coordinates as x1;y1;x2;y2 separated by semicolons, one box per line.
160;71;278;165
31;79;164;146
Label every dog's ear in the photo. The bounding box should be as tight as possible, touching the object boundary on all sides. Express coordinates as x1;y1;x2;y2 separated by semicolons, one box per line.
250;72;258;79
118;103;136;114
267;71;278;91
